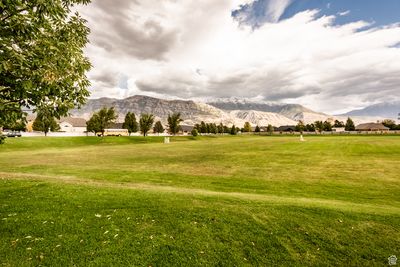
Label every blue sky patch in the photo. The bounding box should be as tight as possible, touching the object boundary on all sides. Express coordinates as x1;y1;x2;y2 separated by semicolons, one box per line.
232;0;400;28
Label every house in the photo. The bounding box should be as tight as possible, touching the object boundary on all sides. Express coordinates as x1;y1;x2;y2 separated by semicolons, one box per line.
332;127;346;132
102;122;129;136
59;117;87;132
355;123;389;131
276;125;296;132
180;125;194;135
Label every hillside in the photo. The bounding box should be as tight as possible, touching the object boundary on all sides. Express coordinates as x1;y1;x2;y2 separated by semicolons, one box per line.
71;95;300;126
206;97;326;121
343;101;400;119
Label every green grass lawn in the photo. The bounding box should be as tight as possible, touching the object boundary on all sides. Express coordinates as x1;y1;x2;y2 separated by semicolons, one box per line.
0;135;399;266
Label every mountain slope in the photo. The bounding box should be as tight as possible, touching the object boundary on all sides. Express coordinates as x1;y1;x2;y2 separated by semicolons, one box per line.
71;95;303;126
207;98;326;121
71;95;223;121
343;101;400;118
229;110;296;126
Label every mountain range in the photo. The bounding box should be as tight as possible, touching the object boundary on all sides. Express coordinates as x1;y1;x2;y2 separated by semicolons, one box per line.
342;101;400;119
70;95;397;126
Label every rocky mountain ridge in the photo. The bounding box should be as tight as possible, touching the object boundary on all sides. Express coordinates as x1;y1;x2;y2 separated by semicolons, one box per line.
71;95;392;126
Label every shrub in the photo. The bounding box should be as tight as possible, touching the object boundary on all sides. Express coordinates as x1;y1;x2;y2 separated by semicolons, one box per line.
191;129;199;137
0;135;5;145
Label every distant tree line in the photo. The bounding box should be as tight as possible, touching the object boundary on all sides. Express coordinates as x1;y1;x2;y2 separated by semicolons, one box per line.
381;119;400;130
295;118;356;133
86;108;186;137
193;122;238;135
292;117;400;133
5;107;400;141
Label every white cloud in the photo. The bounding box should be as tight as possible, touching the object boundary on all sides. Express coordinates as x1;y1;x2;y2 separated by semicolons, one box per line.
266;0;293;23
76;0;400;113
338;10;350;16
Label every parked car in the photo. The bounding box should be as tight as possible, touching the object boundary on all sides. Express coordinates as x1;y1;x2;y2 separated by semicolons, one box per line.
6;131;22;137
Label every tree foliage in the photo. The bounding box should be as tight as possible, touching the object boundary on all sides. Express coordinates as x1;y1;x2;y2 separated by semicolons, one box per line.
200;121;207;134
153;121;164;134
218;123;224;134
295;121;306;133
123;112;138;136
255;125;260;133
345;117;355;131
2;118;26;131
191;128;198;137
167;113;183;135
0;0;92;127
32;108;60;136
230;125;237;135
267;124;274;135
323;121;332;131
86;114;101;135
86;107;117;136
139;114;154;137
382;119;397;130
333;120;345;128
314;121;324;133
243;122;252;133
306;123;315;132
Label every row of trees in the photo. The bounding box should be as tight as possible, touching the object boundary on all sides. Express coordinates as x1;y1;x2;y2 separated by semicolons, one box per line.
2;108;62;137
295;118;356;133
86;108;184;137
382;119;400;130
194;121;237;135
6;107;400;139
192;121;274;135
86;109;272;137
295;118;400;132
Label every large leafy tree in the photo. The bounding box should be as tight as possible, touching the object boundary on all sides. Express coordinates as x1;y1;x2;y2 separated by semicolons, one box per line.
295;120;306;133
314;121;324;133
32;108;60;136
323;121;332;131
306;123;315;132
200;121;207;134
243;122;252;133
333;120;345;128
382;119;396;130
345;117;355;131
87;107;117;136
167;113;183;135
217;123;224;134
3;118;26;131
153;121;164;135
0;0;91;128
230;125;237;135
139;114;154;137
86;113;101;136
122;112;138;136
267;124;274;135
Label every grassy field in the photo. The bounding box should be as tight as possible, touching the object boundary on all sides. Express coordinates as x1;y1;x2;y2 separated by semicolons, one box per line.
0;135;399;266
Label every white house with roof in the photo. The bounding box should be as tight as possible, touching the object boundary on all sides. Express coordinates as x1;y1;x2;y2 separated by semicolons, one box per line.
58;117;87;132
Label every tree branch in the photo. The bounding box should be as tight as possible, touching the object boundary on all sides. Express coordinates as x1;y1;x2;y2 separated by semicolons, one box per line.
0;7;28;22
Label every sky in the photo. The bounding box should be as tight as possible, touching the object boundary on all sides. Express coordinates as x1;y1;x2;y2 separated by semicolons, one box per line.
76;0;400;114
